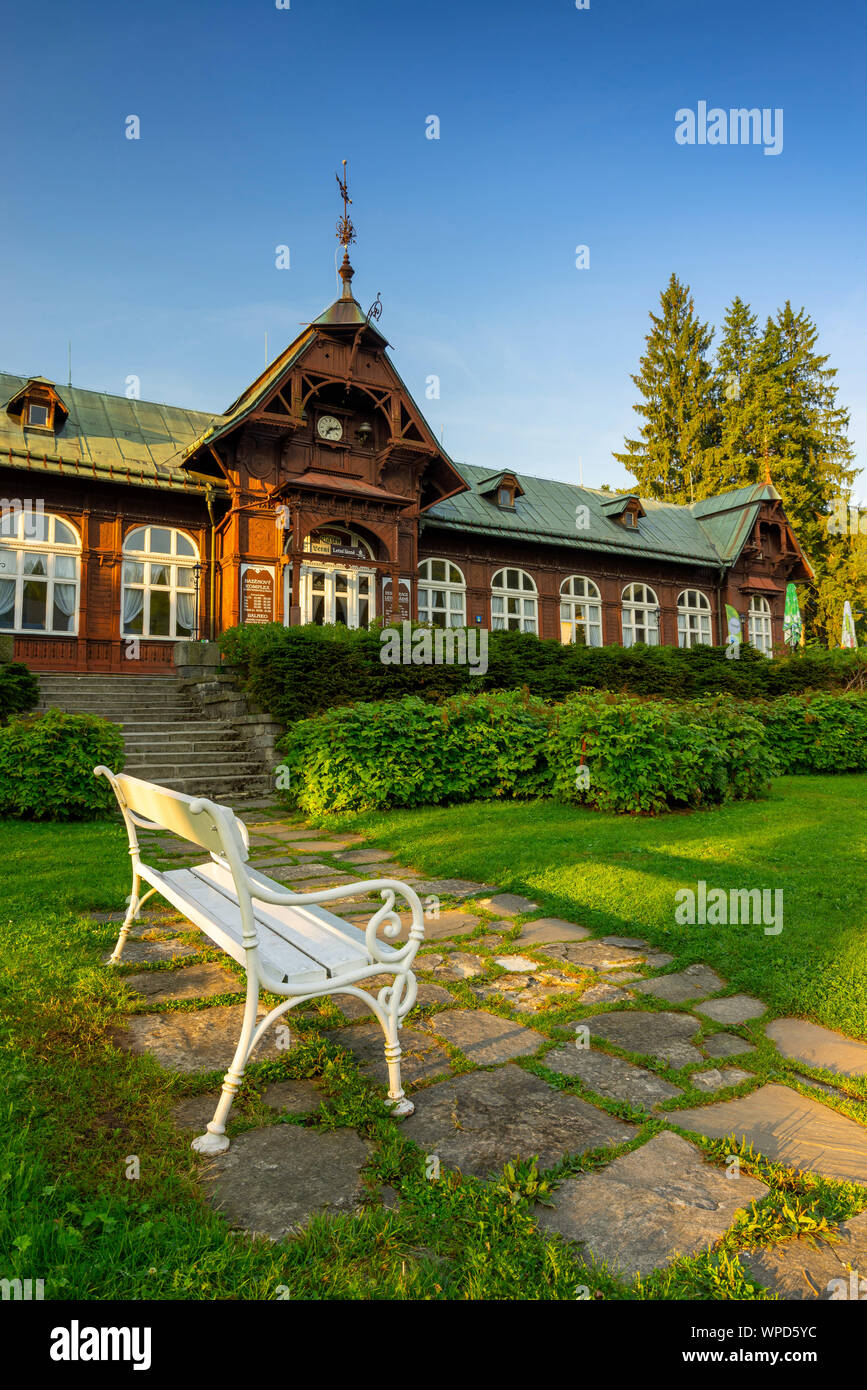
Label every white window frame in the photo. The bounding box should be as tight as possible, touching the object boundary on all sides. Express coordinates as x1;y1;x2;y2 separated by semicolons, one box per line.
492;567;538;633
0;511;80;636
121;525;199;641
748;594;773;656
417;558;466;628
296;527;377;629
677;589;713;648
621;582;660;647
560;576;602;646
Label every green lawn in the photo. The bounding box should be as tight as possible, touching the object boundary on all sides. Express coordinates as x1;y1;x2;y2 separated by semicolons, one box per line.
331;774;867;1040
1;775;865;1302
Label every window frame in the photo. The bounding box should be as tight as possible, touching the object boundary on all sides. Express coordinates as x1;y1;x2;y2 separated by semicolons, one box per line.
417;558;467;628
676;589;713;648
0;511;81;636
621;582;660;647
747;594;774;657
121;525;199;641
560;575;603;646
491;567;538;633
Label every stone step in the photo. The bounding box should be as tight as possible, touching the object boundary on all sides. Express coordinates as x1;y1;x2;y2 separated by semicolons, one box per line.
125;754;266;773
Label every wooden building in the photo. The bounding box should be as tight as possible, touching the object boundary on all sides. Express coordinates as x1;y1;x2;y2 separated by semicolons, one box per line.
0;222;811;674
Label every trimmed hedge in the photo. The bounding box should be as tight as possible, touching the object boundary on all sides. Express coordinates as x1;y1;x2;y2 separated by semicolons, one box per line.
0;661;38;725
0;708;125;820
221;622;867;726
277;689;551;817
760;692;867;774
277;689;777;816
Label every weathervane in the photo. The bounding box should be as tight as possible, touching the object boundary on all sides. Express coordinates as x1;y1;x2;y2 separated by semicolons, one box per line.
335;160;357;298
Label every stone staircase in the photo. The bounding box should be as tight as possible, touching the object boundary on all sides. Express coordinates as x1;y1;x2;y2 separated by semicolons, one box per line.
36;673;279;800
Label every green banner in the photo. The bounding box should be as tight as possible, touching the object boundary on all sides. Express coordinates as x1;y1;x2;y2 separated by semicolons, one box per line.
783;583;802;649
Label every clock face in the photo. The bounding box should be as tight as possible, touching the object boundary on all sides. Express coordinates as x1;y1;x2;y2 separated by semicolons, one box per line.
317;414;343;442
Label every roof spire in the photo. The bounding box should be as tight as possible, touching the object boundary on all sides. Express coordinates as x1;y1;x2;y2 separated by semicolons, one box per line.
335;160;356;300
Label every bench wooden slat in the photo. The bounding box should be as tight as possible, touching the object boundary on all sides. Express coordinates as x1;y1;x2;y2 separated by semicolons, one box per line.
188;861;377;975
150;866;329;988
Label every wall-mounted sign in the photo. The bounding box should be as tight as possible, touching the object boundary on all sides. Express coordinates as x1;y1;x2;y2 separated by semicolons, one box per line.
241;564;275;625
330;544;368;561
382;576;411;622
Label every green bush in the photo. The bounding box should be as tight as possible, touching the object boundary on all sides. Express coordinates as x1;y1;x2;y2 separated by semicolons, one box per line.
276;689;552;816
0;708;125;820
0;662;39;724
276;688;777;817
548;692;776;814
220;621;867;725
759;692;867;774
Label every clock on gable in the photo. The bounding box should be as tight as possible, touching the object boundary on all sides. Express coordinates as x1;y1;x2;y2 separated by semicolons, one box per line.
317;414;343;442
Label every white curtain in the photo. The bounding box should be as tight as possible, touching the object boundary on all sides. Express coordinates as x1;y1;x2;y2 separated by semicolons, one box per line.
0;577;14;624
53;583;77;618
123;587;144;628
176;590;196;635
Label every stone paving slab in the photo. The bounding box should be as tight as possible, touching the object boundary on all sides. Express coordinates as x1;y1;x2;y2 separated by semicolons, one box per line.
544;1045;683;1108
675;1084;867;1184
116;1004;289;1074
536;1131;769;1280
335;978;454;1022
267;866;357;887
415;879;497;899
393;909;482;942
123;963;240;1004
579;981;636;1006
326;1022;452;1086
425;1009;545;1065
478;893;539;916
601;935;650;950
430;951;487;981
634;964;726;1004
643;952;676;969
551;942;648;972
495;955;542;973
575;1010;704;1069
703;1032;757;1058
695;994;766;1024
514;918;592;945
260;1079;322;1114
110;937;200;965
203;1126;373;1240
740;1212;867;1300
285;839;359;854
766;1018;867;1078
400;1066;636;1178
336;848;398;865
688;1067;752;1093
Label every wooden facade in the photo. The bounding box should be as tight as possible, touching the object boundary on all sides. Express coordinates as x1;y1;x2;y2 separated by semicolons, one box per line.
0;265;812;672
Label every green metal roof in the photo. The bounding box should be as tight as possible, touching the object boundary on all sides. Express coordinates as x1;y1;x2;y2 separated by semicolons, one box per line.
0;373;223;492
423;464;779;569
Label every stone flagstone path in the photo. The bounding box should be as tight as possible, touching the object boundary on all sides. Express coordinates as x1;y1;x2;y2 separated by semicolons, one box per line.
101;805;867;1295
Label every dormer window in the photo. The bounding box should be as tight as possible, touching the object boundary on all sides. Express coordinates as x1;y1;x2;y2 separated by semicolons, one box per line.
479;470;524;510
623;509;637;528
600;492;646;529
498;487;514;509
4;377;68;435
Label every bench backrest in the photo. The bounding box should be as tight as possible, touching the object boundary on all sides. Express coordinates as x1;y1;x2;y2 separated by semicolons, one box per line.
95;766;249;861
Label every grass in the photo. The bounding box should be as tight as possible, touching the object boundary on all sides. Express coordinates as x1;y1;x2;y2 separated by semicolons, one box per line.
328;774;867;1039
1;775;865;1301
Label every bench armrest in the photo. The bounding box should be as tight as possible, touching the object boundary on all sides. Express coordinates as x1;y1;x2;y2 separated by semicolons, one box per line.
237;867;426;966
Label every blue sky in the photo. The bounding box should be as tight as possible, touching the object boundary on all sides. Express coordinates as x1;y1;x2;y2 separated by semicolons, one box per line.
1;0;864;496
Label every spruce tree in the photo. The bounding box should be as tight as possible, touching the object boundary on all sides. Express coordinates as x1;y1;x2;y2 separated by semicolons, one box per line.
614;273;716;502
704;296;762;495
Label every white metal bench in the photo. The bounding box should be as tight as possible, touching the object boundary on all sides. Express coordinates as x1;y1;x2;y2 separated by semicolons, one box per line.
95;766;425;1154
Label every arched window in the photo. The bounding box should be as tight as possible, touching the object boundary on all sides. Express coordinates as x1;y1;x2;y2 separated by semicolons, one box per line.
122;526;198;639
748;594;773;656
492;568;537;633
677;589;712;647
560;576;602;646
0;509;80;635
621;583;659;647
418;558;466;627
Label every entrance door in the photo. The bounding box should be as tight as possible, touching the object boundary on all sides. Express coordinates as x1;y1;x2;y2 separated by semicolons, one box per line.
292;564;375;628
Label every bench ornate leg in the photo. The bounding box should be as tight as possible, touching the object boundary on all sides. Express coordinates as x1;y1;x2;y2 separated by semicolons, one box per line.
108;872;142;965
192;980;260;1155
382;979;414;1117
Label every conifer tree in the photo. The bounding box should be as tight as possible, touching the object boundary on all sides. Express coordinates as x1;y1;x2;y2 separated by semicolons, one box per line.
614;273;716;502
